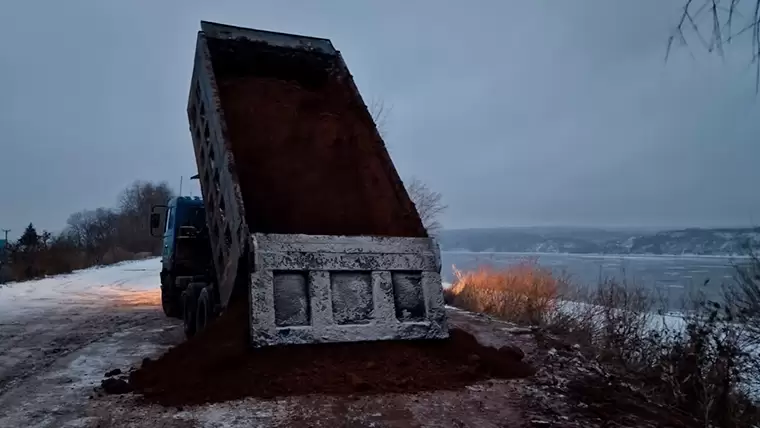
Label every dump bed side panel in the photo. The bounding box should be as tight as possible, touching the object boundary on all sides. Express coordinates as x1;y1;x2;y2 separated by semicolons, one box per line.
249;233;448;347
187;34;249;307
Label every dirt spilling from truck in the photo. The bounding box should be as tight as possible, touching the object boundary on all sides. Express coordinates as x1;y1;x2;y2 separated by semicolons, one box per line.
122;302;534;406
212;47;427;238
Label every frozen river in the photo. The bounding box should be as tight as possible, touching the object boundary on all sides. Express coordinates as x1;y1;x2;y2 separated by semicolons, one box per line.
441;251;748;309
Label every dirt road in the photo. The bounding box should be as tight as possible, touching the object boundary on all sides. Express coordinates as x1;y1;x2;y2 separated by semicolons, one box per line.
0;259;535;427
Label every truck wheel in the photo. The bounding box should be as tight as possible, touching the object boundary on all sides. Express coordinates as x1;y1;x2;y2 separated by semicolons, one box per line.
161;286;181;318
195;287;215;333
182;283;204;338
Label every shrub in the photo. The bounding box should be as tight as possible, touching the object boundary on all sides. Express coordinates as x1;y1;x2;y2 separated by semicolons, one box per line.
729;249;760;346
3;180;173;283
444;260;563;325
447;263;760;427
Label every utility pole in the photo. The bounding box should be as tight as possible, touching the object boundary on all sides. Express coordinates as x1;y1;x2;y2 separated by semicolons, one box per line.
179;176;184;197
1;229;9;242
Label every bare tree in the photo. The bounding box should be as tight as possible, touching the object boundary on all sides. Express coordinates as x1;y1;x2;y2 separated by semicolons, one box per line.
369;97;392;142
368;99;447;235
117;180;174;254
368;97;392;138
65;208;119;264
406;177;447;236
670;0;760;89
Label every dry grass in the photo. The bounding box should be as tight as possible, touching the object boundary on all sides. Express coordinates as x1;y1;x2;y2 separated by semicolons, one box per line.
444;260;563;325
446;262;760;427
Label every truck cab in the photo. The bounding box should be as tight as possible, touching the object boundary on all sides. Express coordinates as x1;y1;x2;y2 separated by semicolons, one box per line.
150;196;215;322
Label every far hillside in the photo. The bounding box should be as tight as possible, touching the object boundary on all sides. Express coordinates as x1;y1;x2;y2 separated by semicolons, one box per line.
438;227;760;256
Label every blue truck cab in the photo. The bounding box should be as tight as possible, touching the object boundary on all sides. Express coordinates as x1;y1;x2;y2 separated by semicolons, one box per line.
159;196;205;269
150;196;215;319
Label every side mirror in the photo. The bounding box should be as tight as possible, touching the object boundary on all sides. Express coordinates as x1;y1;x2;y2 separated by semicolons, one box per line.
150;205;168;237
150;213;161;229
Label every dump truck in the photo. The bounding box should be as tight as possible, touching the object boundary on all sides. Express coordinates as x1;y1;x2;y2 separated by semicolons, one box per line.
149;21;448;348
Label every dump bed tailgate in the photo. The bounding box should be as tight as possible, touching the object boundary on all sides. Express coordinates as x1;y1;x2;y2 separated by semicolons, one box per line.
249;233;448;347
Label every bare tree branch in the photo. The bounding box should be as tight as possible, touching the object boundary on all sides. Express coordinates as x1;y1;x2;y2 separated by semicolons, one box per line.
368;97;392;138
367;98;447;235
672;0;760;91
405;177;447;236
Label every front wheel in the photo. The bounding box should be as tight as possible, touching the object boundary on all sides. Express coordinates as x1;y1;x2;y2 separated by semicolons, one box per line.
161;285;181;318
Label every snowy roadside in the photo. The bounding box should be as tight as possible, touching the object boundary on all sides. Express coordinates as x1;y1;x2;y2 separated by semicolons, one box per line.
0;258;162;321
0;258;182;427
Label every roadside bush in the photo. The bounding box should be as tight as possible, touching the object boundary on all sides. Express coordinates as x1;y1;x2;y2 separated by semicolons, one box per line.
101;247;137;266
648;300;759;427
444;260;563;325
37;234;90;275
564;281;758;427
2;180;173;283
729;249;760;346
590;278;658;366
447;264;760;427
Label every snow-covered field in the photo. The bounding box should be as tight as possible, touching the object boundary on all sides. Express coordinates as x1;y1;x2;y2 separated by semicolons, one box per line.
0;258;162;321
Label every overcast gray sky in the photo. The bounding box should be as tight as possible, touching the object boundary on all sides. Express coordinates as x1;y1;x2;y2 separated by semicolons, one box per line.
1;0;758;237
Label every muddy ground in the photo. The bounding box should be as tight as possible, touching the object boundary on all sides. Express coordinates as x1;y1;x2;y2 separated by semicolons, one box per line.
0;282;546;427
4;258;657;427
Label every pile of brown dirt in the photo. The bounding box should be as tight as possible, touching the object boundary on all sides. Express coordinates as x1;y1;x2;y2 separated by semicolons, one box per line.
127;303;535;406
214;54;426;238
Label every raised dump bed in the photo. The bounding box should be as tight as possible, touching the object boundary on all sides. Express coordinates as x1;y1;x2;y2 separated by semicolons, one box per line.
187;21;447;346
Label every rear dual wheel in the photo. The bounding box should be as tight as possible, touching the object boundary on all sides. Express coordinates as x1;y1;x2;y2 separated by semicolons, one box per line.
182;283;215;339
195;287;214;334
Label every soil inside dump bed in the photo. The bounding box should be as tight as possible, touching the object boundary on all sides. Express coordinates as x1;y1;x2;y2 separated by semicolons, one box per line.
127;302;535;406
209;38;426;237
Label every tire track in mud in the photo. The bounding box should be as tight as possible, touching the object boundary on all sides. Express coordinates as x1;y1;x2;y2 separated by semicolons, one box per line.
0;304;182;428
0;306;167;396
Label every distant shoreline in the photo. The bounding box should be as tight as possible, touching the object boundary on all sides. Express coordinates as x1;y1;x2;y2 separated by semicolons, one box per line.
440;250;751;260
438;227;759;259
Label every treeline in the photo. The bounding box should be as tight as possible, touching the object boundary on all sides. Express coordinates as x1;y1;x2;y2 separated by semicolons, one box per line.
1;181;174;282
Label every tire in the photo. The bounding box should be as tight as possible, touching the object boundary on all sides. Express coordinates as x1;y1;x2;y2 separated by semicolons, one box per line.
160;273;181;319
182;283;205;338
195;287;215;334
160;285;181;318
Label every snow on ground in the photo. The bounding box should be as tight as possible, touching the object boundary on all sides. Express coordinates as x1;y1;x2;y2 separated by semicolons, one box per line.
0;258;181;428
0;258;162;321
